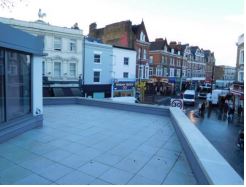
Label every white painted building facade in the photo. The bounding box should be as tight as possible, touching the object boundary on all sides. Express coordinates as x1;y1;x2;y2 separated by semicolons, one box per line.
0;17;84;88
112;46;136;97
112;46;136;81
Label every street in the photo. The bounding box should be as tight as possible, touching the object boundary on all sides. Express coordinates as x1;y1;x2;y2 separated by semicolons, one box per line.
144;95;244;178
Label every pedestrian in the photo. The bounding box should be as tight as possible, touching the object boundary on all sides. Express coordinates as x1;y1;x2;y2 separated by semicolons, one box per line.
228;106;235;123
223;103;229;121
207;101;212;118
201;102;206;117
238;105;242;122
237;129;244;149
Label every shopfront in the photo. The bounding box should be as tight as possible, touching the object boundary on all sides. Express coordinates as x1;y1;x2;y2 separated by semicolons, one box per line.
230;82;244;109
113;81;135;97
0;22;44;142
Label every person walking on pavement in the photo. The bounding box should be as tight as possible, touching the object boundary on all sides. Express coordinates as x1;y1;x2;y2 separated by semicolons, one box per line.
238;105;243;122
228;106;235;123
223;103;229;121
207;101;213;118
201;101;206;117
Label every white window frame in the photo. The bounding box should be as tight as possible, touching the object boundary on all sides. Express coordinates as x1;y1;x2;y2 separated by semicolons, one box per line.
93;70;101;83
170;68;175;77
138;48;141;60
145;66;149;79
54;37;62;51
70;39;77;52
176;69;181;77
157;67;162;76
149;67;153;76
123;72;129;78
140;31;145;42
94;54;101;64
143;49;147;60
54;61;62;78
239;49;244;65
149;56;153;64
139;66;144;79
124;57;129;65
69;62;76;77
238;71;244;82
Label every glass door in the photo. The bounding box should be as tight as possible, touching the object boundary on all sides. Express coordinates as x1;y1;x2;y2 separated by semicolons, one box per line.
0;49;5;123
6;51;31;121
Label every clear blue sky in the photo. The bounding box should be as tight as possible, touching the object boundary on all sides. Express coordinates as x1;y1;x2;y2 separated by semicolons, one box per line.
0;0;244;66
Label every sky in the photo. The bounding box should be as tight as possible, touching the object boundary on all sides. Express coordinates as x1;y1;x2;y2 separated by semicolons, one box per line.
0;0;244;66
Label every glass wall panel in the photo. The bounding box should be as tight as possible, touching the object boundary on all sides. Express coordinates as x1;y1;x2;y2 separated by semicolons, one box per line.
0;49;4;123
6;50;31;121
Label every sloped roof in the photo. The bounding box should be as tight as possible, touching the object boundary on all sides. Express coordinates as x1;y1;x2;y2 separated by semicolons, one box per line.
150;38;168;50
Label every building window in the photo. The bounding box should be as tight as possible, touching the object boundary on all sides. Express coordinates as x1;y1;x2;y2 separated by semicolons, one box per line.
240;50;244;64
149;56;153;64
123;72;129;78
54;62;61;77
93;71;100;83
69;63;76;77
143;49;147;59
138;48;141;60
161;56;165;64
238;71;244;82
54;37;62;51
157;67;162;76
145;66;149;79
94;54;101;63
170;68;175;77
70;39;77;52
124;57;129;65
176;69;181;77
42;61;45;75
170;58;174;66
164;68;168;77
140;31;145;42
149;67;153;76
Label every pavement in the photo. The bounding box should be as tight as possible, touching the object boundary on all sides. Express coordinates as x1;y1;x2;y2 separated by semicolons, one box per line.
146;94;244;179
0;105;197;185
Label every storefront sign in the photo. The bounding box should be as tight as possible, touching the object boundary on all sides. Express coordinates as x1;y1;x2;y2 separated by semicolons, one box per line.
114;82;135;90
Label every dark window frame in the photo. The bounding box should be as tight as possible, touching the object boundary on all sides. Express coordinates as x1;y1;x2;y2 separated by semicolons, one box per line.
0;47;32;126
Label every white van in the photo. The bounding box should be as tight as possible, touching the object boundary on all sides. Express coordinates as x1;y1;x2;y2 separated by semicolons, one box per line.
183;90;196;106
207;89;229;105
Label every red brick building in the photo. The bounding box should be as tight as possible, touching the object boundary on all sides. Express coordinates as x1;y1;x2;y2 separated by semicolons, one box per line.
148;38;187;94
88;20;151;81
204;50;215;82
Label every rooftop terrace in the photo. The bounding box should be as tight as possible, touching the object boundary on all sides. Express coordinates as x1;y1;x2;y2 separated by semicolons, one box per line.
0;104;196;185
0;98;243;185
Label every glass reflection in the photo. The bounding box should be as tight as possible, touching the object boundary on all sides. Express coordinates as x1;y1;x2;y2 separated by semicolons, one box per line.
6;50;31;121
0;49;4;123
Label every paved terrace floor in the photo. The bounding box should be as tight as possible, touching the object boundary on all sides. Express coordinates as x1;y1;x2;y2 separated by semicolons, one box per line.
0;105;197;185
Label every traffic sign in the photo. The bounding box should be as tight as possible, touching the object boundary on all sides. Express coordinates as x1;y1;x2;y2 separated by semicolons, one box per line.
170;99;183;110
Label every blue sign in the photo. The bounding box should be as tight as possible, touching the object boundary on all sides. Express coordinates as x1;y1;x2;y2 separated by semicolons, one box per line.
114;82;135;91
168;77;176;83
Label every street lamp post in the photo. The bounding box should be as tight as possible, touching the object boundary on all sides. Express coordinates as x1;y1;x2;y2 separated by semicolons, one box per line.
210;62;215;93
179;58;183;92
